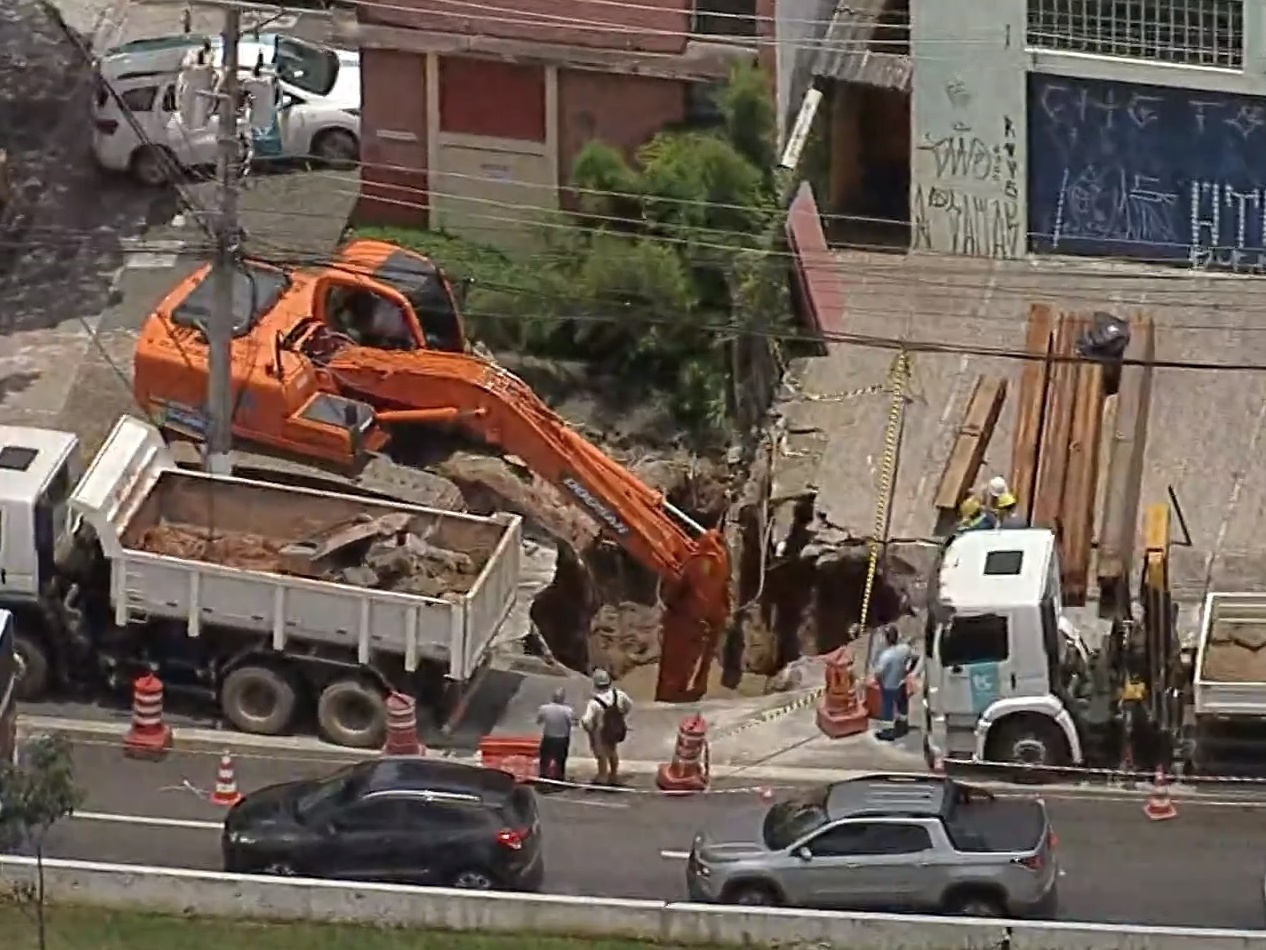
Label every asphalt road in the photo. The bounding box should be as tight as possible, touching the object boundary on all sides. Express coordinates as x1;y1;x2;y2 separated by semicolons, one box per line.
31;741;1266;929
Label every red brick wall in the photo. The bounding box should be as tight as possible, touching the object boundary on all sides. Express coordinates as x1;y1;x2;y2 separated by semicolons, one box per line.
356;50;430;226
557;68;687;194
360;0;690;55
439;57;547;141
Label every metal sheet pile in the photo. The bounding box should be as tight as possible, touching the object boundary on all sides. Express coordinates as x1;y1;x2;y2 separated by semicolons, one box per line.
135;511;490;597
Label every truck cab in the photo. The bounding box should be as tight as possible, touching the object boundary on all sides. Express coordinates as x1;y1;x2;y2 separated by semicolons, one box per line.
924;528;1086;769
0;426;81;604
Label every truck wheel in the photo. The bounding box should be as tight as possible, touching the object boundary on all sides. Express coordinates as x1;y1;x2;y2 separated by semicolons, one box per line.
317;679;387;749
990;716;1071;774
13;634;49;702
220;666;298;736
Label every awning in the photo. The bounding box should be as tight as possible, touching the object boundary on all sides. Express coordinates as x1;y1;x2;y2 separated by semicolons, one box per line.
811;0;911;92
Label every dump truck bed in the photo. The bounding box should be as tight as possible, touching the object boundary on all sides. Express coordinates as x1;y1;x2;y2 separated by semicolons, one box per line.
70;417;521;679
1193;592;1266;717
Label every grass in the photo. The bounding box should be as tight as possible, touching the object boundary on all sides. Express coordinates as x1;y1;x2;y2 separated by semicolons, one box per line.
0;905;717;950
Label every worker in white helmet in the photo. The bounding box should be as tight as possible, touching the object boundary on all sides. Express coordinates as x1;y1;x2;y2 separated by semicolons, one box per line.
984;475;1010;507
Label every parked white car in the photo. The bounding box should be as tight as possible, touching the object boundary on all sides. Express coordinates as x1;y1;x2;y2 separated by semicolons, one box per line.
92;32;360;186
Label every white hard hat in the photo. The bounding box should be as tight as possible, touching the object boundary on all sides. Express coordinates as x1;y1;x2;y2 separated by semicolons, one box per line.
987;475;1009;497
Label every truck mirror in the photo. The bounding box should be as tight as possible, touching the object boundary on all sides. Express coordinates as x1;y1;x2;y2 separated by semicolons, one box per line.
795;846;812;862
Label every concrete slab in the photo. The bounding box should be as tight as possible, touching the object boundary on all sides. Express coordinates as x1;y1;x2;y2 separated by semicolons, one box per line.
774;249;1266;601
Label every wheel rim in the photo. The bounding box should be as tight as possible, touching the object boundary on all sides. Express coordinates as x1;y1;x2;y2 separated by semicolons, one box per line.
240;681;278;723
1012;737;1050;765
959;899;999;916
137;152;167;185
453;870;493;890
264;863;295;876
736;890;771;905
335;693;379;737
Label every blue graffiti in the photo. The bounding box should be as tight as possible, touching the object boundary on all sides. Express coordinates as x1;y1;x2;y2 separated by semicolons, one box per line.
1028;74;1266;271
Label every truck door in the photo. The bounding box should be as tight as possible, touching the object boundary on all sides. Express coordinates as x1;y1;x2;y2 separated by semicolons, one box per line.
936;613;1013;721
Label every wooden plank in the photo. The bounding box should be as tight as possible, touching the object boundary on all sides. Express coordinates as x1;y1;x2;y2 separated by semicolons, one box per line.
934;376;1008;515
1060;315;1105;606
1097;315;1157;613
1031;313;1078;532
1010;303;1056;517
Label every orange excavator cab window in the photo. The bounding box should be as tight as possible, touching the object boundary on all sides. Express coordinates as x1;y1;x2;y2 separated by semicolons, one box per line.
369;249;465;354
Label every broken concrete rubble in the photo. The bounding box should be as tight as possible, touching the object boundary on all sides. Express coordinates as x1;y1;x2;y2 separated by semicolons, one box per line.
138;511;489;597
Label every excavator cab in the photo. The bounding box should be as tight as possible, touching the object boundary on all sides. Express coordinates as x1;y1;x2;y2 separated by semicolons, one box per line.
328;240;466;354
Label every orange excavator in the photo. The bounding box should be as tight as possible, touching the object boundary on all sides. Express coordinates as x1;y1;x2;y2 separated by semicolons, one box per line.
131;239;731;702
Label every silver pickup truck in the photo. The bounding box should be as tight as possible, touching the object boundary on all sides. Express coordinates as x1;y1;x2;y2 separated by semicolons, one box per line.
686;773;1058;917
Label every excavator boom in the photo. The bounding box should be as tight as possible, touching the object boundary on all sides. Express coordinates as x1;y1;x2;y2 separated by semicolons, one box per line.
321;344;731;702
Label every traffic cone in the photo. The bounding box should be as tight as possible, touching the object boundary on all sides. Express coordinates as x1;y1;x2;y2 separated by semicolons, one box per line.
1144;767;1177;821
210;751;242;806
656;714;709;793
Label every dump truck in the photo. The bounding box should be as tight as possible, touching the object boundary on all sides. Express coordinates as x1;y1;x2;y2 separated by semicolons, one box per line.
3;415;523;748
922;505;1260;777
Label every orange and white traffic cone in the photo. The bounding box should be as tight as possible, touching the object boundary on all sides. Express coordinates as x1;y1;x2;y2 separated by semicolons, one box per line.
1144;767;1177;821
210;751;242;807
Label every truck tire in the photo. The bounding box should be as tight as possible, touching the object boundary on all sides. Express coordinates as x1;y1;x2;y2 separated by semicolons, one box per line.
13;634;49;702
317;679;388;749
221;666;298;737
989;714;1071;774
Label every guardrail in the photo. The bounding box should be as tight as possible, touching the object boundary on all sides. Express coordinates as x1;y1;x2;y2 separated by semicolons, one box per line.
1;856;1264;948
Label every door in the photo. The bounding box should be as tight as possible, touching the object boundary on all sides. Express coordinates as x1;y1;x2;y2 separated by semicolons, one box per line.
275;91;309;158
324;799;401;881
796;821;935;910
387;800;479;886
937;613;1011;722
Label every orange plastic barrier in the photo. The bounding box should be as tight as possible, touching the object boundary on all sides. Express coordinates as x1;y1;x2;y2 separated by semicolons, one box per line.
479;736;539;782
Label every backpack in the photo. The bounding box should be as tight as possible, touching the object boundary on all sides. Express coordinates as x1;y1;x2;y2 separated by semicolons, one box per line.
596;693;627;745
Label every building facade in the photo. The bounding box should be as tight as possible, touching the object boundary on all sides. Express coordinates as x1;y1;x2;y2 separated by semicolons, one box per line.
349;0;769;247
913;0;1266;269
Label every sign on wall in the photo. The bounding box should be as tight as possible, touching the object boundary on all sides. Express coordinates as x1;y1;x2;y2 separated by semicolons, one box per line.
1029;73;1266;271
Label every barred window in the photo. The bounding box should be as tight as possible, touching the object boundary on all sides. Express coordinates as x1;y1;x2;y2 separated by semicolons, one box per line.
1027;0;1244;69
693;0;758;39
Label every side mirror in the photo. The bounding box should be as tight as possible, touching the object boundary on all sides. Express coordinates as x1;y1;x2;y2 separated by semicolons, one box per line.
795;846;812;862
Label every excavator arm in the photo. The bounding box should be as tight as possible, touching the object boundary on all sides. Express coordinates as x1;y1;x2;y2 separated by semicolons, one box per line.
322;344;731;702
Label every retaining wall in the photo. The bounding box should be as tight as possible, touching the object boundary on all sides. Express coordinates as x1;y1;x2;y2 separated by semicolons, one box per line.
2;856;1264;949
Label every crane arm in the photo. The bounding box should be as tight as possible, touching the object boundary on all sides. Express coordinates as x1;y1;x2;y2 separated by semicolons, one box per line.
322;346;731;702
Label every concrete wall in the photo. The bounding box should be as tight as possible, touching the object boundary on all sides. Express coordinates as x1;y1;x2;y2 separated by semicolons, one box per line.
910;0;1026;259
8;855;1266;950
912;0;1266;266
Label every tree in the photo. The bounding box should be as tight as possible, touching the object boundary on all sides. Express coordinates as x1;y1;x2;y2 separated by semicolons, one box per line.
0;734;85;950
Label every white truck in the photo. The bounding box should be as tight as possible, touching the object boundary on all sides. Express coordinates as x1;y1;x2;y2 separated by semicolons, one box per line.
924;526;1266;776
2;415;522;748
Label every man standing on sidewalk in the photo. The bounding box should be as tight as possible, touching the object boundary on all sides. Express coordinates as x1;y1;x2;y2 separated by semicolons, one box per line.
580;669;632;786
535;687;574;784
871;625;916;741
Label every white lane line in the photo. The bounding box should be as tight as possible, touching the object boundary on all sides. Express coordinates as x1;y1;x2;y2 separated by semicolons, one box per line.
74;811;223;831
660;850;690;860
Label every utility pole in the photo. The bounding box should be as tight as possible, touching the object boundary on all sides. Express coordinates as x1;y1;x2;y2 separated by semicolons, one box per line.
205;4;242;475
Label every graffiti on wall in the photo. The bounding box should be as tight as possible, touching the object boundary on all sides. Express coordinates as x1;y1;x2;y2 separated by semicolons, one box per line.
1028;74;1266;270
913;78;1022;259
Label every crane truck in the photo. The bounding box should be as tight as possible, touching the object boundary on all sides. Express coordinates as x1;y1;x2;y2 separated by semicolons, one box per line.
922;506;1266;777
0;414;523;748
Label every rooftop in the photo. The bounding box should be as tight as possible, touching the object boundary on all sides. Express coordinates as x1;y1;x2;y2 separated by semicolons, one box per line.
826;774;948;819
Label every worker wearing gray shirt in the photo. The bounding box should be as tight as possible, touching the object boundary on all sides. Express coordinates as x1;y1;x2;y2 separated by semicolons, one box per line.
536;688;574;783
871;625;916;740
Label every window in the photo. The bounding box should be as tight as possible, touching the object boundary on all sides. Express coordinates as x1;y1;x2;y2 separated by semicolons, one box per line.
171;262;291;338
120;85;159;113
939;614;1009;666
1026;0;1243;69
763;787;830;850
333;799;399;831
295;765;364;820
809;822;933;856
273;37;340;97
983;550;1024;576
692;0;757;38
0;447;37;472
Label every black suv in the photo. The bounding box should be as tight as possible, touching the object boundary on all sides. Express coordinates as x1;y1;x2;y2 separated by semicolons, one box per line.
221;758;543;891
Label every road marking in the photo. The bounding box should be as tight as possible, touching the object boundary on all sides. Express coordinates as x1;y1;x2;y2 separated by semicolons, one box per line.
660;850;690;860
74;811;222;831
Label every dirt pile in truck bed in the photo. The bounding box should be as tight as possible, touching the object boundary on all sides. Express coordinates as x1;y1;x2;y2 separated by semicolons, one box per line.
134;512;491;597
